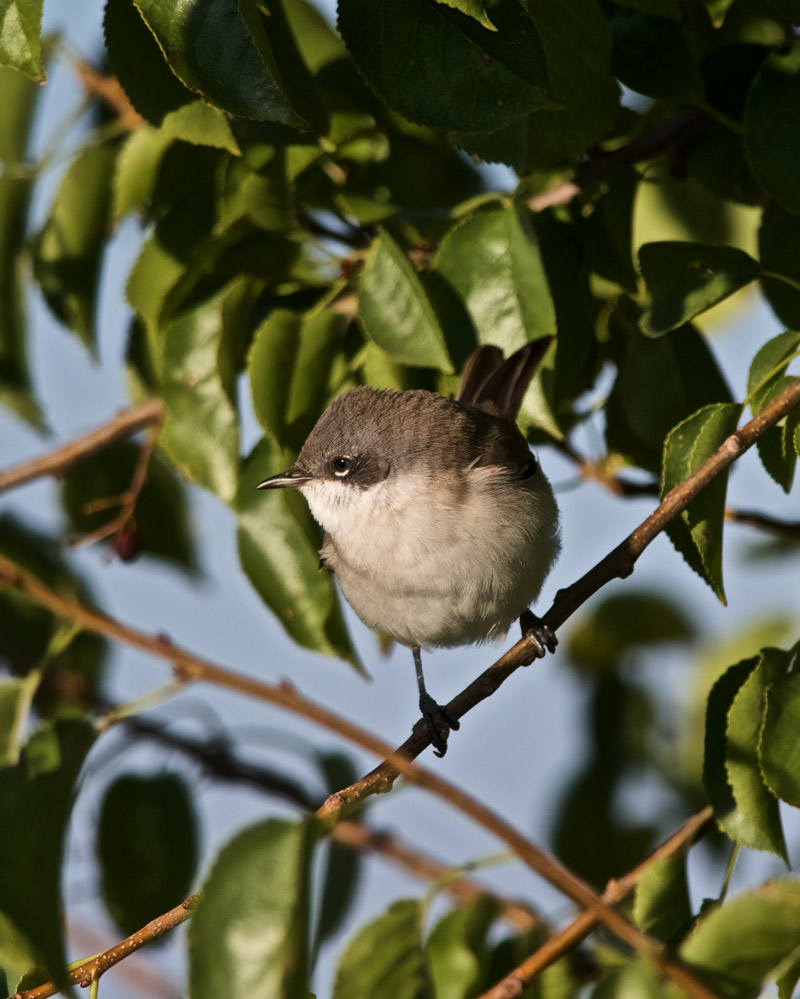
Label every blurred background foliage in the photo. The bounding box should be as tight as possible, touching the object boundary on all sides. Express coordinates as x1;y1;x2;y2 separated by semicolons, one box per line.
0;0;800;996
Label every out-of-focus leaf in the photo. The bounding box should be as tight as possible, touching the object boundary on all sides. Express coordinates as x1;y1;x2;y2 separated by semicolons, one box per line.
605;308;733;473
0;719;94;991
686;123;760;207
32;143;117;352
455;0;619;171
248;307;347;451
189;818;313;999
338;0;559;134
0;0;44;81
236;438;361;668
582;167;640;293
611;12;702;99
0;58;39;164
426;897;497;999
592;959;666;999
725;650;787;859
0;677;36;766
662;402;742;601
745;44;800;216
680;879;800;999
760;206;800;328
160;280;252;502
359;229;453;372
133;0;303;126
98;773;199;936
762;664;800;807
639;241;760;336
112;127;174;221
60;441;197;573
747;331;800;413
435;206;559;433
633;853;692;944
333;898;431;999
567;592;694;676
221;146;295;233
104;0;240;152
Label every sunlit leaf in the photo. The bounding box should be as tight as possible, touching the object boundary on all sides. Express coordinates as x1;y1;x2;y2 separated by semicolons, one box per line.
0;0;44;81
633;853;692;944
426;897;497;999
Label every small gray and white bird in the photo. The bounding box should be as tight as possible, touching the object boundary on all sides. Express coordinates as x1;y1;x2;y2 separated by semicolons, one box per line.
258;338;561;755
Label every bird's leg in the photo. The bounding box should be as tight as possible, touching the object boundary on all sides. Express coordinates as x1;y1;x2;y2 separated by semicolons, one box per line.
519;609;558;660
412;646;460;758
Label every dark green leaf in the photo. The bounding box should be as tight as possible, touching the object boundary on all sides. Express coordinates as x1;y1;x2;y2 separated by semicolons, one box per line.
633;853;692;944
605;310;733;473
160;281;252;502
333;898;431;999
567;592;694;676
747;331;800;413
686;122;760;206
760;206;800;328
639;241;760;336
0;0;44;81
754;376;799;493
455;0;619;171
99;773;199;936
236;438;361;668
133;0;303;125
581;167;640;293
248;308;348;450
611;12;702;99
680;879;800;999
745;44;800;215
762;669;800;807
32;143;117;352
189;818;313;999
337;0;558;134
662;402;742;602
426;897;498;999
725;651;787;859
359;229;453;372
60;441;197;573
0;719;94;990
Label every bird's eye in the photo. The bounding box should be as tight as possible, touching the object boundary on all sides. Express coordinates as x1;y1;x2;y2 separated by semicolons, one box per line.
332;456;352;476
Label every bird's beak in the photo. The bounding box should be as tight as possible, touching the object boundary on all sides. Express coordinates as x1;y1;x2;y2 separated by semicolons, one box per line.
256;466;313;489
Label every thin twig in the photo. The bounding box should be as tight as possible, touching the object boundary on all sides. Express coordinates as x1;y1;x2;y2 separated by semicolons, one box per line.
0;399;164;494
480;807;714;998
724;507;800;537
11;895;198;999
74;61;146;131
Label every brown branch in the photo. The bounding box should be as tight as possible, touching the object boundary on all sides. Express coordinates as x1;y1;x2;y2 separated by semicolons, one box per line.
480;807;714;998
11;895;199;999
0;399;164;495
74;61;146;131
0;563;713;999
724;507;800;537
528;109;708;212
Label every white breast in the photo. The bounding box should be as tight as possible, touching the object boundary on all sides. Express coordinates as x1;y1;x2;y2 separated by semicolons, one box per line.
301;466;560;650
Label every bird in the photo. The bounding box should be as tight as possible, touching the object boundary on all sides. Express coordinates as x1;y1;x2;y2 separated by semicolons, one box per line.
258;337;561;756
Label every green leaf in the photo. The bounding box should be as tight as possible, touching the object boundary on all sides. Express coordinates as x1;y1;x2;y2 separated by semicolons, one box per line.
762;670;800;807
333;898;432;999
776;946;800;999
133;0;302;125
32;143;118;352
639;241;760;336
0;677;36;766
633;853;692;944
189;818;314;999
337;0;559;134
236;438;361;668
662;402;742;602
435;206;558;432
754;376;799;493
160;281;251;502
725;652;787;860
680;879;800;999
426;897;497;999
359;229;453;372
60;441;198;573
0;56;40;163
0;0;44;81
0;720;95;990
454;0;619;171
248;308;348;451
581;166;640;294
745;44;800;216
104;0;241;152
760;206;800;328
746;331;800;413
433;0;495;29
610;13;702;99
98;773;199;936
112;127;174;221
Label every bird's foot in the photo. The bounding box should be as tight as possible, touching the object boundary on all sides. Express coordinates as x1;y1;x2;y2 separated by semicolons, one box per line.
520;610;557;660
417;692;460;758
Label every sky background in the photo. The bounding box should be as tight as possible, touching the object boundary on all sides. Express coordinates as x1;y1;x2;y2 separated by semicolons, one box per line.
1;2;799;995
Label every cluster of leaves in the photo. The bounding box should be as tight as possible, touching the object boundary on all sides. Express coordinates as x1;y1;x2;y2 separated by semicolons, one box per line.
0;0;800;996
